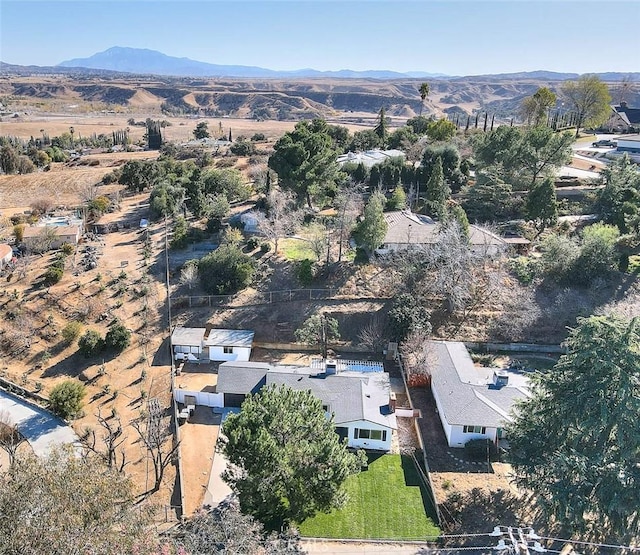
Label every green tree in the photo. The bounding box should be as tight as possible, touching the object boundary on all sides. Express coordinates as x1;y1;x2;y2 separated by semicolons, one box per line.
294;314;340;347
78;329;104;357
388;293;431;342
526;177;558;235
374;106;389;147
540;233;579;283
562;75;612;137
521;87;557;126
49;380;86;419
406;115;432;135
426;118;457;142
222;385;365;529
0;447;159;555
61;321;82;345
354;192;387;255
268;119;341;208
446;202;470;239
421;144;465;193
424;156;449;219
198;243;256;294
598;153;640;234
0;144;19;174
461;171;515;222
574;222;620;284
347;129;382;152
193;122;210;140
507;315;640;541
387;126;418;150
419;82;430;116
387;184;407;211
105;321;131;352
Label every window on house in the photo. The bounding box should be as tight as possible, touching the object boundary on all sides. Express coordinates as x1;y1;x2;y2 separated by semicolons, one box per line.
223;346;233;354
355;428;387;441
463;425;487;434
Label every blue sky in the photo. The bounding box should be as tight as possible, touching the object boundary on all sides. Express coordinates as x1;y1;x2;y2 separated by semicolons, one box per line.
1;1;639;75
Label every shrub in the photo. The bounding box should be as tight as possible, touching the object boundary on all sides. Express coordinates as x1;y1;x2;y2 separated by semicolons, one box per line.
78;329;104;357
104;322;131;352
464;438;498;461
230;139;256;156
508;256;538;285
296;259;314;286
60;243;74;255
43;266;64;285
246;237;260;250
251;133;266;142
260;242;271;253
49;380;86;419
61;322;82;344
198;243;256;294
354;247;369;264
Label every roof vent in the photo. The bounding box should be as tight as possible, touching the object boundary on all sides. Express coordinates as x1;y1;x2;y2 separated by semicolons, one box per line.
493;370;509;388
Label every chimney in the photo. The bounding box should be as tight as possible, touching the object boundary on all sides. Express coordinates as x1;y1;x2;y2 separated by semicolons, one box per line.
325;358;337;375
620;101;628;109
493;370;509;388
389;392;397;413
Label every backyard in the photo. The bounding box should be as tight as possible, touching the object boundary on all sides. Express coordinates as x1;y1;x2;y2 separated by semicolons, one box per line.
299;453;440;540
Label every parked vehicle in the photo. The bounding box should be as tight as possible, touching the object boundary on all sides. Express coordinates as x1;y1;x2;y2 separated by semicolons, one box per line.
592;139;617;147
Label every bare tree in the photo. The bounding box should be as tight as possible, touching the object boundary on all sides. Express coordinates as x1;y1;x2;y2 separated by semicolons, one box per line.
25;226;58;254
306;222;328;262
81;409;129;473
358;315;387;353
132;410;179;495
0;410;23;467
399;330;437;386
254;187;302;254
179;261;199;290
30;198;53;216
334;182;363;262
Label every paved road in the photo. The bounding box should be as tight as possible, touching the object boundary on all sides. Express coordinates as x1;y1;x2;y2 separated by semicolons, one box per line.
0;389;80;457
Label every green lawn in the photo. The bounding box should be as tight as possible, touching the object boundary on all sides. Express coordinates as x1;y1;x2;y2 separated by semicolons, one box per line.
279;238;316;261
299;454;440;540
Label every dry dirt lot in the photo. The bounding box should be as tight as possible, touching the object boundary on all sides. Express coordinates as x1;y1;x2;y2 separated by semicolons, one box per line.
0;193;177;514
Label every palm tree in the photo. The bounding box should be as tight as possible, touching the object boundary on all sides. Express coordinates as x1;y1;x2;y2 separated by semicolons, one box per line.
419;82;430;116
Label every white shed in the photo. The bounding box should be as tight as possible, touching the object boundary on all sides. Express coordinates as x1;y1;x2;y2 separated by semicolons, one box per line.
171;327;254;362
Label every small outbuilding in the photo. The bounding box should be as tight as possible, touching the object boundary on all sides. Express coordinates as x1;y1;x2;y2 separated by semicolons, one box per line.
171;327;254;362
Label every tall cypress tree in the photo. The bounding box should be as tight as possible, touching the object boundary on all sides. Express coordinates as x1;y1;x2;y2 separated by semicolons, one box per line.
425;156;449;220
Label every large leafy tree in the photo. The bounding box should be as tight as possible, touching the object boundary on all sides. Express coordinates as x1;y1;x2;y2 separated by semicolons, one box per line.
0;447;159;554
521;86;557;126
598;153;640;235
268;119;342;208
222;385;365;529
473;125;573;191
507;315;640;541
198;243;256;294
562;75;612;137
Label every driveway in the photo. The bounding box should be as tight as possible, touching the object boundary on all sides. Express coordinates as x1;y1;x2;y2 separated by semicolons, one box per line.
0;389;80;457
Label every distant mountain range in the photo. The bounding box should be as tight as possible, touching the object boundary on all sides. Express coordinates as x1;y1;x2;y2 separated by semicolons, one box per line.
56;47;447;79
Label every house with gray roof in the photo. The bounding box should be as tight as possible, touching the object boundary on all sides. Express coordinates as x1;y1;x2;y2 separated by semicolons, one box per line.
171;327;254;362
428;341;530;448
216;360;397;451
375;210;506;256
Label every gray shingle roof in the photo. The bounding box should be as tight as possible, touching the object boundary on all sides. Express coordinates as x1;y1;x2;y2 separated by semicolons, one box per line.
217;363;397;429
381;211;505;248
429;341;528;428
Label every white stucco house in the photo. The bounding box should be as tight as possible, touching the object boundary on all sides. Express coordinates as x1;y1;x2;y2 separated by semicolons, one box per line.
374;210;506;256
215;359;397;451
428;341;530;448
337;149;405;169
22;225;82;250
171;327;254;362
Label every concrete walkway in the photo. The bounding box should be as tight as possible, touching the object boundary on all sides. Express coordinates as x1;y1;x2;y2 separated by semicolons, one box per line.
0;389;80;457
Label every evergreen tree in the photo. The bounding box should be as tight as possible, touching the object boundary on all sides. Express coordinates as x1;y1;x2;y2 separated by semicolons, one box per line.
374;107;389;147
355;192;387;255
526;177;558;235
424;156;449;219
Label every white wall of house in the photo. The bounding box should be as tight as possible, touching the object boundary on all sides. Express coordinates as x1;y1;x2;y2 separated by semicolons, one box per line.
447;425;497;448
174;388;224;408
617;138;640;153
431;382;454;446
207;345;251;362
341;420;393;451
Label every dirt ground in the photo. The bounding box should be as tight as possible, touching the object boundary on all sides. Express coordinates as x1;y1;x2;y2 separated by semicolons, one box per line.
0;193;176;514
